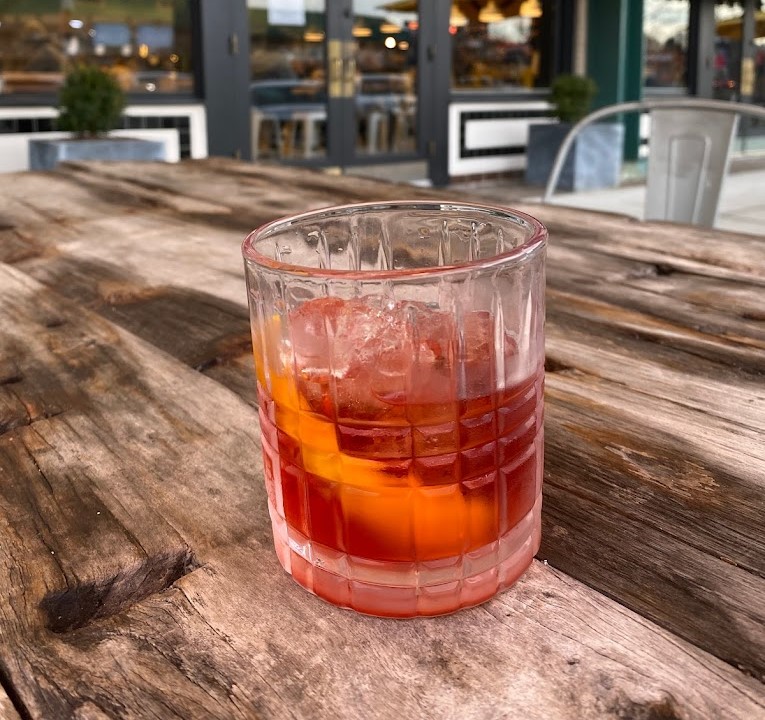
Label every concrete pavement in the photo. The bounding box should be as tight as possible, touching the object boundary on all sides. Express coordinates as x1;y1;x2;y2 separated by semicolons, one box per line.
517;167;765;237
350;159;765;237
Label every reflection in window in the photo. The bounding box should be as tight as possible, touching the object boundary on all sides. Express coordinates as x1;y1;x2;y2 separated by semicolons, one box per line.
250;4;326;82
643;0;689;89
757;15;765;105
249;2;328;159
249;0;419;159
451;0;548;90
714;2;744;100
0;1;193;96
353;4;418;155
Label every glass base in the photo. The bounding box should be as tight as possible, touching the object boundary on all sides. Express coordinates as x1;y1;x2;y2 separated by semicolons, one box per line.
270;493;542;617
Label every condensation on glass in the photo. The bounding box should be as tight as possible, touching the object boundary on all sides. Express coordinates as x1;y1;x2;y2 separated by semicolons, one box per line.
451;0;548;90
0;1;193;96
242;201;547;617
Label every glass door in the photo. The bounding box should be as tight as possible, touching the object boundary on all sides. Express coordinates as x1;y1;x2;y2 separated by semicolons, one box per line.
249;1;330;161
248;0;421;168
348;0;419;160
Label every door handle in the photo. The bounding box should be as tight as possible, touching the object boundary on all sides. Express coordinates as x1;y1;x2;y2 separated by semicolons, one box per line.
328;40;343;98
329;40;356;98
343;41;356;98
229;33;239;56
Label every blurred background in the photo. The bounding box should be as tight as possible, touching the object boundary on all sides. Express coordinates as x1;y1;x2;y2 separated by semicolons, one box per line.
1;0;763;184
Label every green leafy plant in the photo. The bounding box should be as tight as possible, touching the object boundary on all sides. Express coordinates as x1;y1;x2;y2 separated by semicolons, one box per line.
549;74;598;124
57;65;125;138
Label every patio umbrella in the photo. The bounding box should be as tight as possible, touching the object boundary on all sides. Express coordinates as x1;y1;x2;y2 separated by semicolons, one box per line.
715;11;765;40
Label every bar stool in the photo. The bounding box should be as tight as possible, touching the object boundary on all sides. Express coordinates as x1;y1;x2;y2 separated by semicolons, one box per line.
291;111;327;158
391;106;416;152
365;110;390;154
251;110;282;158
281;111;327;158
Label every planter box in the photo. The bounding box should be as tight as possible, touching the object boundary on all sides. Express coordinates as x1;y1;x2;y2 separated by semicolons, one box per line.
29;137;166;171
525;122;625;192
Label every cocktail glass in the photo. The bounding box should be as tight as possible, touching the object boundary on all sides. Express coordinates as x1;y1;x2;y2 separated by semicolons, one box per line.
242;201;546;617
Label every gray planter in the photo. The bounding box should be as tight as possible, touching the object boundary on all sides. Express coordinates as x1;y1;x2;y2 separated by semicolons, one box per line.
29;137;166;171
525;122;625;191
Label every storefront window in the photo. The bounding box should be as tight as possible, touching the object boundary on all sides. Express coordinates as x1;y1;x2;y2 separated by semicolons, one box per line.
0;1;193;96
643;0;689;89
451;0;549;90
249;0;418;160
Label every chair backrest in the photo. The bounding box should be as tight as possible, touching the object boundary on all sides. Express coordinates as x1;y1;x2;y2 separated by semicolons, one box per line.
542;98;765;228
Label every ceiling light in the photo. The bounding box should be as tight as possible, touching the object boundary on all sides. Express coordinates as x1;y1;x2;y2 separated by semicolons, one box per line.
519;0;542;18
479;1;504;23
352;26;372;37
380;22;402;33
450;7;469;27
303;30;325;42
68;19;84;29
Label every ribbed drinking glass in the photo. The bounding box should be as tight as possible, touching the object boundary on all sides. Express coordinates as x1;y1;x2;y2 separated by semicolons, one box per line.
242;201;547;617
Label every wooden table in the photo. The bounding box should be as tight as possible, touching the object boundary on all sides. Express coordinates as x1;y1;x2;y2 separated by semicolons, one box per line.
1;159;763;720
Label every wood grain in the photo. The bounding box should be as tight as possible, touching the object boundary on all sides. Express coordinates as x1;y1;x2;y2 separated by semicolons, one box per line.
0;686;22;720
542;371;765;674
0;160;451;404
6;162;765;662
1;263;764;719
2;160;765;713
537;211;765;678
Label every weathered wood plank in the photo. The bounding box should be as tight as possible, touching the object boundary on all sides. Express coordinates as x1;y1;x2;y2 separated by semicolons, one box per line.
0;159;445;241
546;244;765;352
0;686;22;720
59;158;446;214
6;160;763;280
545;299;765;429
3;161;765;682
0;167;163;232
5;164;764;394
2;214;256;402
2;263;764;719
541;369;765;675
523;203;765;280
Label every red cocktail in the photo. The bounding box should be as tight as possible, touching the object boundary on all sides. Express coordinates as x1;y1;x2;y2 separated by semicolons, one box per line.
244;202;546;616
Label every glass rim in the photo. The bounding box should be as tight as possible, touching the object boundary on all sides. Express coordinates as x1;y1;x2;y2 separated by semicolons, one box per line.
241;200;547;281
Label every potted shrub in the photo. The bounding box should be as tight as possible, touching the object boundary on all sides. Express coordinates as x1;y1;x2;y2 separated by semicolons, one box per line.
29;65;165;170
525;74;624;191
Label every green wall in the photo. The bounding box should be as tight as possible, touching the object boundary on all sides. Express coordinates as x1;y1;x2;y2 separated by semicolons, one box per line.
587;0;644;159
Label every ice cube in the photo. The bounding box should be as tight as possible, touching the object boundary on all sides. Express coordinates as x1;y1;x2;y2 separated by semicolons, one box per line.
287;296;514;421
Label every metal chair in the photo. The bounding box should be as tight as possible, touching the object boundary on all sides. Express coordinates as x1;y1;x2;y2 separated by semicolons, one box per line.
542;98;765;228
